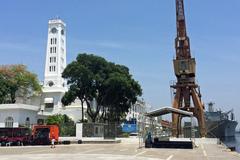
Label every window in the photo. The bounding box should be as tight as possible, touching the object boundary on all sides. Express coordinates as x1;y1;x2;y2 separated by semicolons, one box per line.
5;117;14;128
45;103;54;109
49;66;56;72
25;117;30;128
37;119;44;125
53;47;56;53
50;57;56;63
50;47;56;53
61;29;64;35
50;38;57;45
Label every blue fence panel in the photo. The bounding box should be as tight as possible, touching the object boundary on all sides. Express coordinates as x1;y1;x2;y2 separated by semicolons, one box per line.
122;124;137;133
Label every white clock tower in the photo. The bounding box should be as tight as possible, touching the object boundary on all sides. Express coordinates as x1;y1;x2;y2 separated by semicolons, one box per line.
42;18;67;113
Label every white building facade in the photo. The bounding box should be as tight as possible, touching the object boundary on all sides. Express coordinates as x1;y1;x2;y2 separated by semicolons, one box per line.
0;19;86;128
126;99;151;122
0;104;41;128
42;19;68;114
40;18;87;122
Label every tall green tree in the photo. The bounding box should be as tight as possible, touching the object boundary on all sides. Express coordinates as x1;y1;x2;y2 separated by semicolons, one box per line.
0;74;12;104
0;65;41;104
101;71;142;122
62;53;142;123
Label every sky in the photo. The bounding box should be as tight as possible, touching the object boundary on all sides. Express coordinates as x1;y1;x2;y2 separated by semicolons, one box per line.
0;1;240;123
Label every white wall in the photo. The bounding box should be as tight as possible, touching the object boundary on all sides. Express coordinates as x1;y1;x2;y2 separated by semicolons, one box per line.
76;123;83;139
0;109;38;128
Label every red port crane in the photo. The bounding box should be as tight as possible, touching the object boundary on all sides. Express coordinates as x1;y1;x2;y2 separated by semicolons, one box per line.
171;0;206;137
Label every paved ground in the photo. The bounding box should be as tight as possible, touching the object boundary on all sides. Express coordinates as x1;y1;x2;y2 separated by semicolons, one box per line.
0;140;240;160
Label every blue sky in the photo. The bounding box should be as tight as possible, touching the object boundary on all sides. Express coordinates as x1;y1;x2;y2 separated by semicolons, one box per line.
0;0;240;122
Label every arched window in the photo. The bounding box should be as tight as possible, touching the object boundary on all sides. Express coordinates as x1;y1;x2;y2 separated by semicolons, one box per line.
37;119;44;125
25;117;30;127
5;117;14;128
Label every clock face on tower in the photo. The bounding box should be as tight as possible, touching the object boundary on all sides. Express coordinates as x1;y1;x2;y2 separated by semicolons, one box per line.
48;81;54;87
51;28;58;34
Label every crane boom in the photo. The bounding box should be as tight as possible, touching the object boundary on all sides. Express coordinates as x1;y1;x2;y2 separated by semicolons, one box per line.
176;0;186;37
175;0;191;59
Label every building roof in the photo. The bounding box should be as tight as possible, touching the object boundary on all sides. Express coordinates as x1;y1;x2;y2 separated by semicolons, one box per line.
48;18;66;26
145;106;193;117
0;103;40;111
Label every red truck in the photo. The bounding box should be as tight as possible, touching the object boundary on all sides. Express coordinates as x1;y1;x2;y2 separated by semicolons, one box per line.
0;128;31;146
32;125;59;145
0;125;59;146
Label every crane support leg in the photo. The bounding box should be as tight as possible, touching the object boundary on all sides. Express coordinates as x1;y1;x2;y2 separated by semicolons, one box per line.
192;88;206;137
172;87;206;137
172;88;181;137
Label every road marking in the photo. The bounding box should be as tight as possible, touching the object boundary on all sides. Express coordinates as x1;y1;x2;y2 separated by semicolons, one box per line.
166;155;174;160
135;150;146;156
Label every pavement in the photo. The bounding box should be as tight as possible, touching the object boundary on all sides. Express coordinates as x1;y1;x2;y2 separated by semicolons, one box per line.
0;138;240;160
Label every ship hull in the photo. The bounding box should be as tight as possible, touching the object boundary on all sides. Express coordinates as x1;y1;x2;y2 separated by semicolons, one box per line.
206;120;238;138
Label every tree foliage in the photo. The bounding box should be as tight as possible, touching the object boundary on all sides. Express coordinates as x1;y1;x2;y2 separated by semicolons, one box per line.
0;65;41;104
46;114;76;136
62;53;142;123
